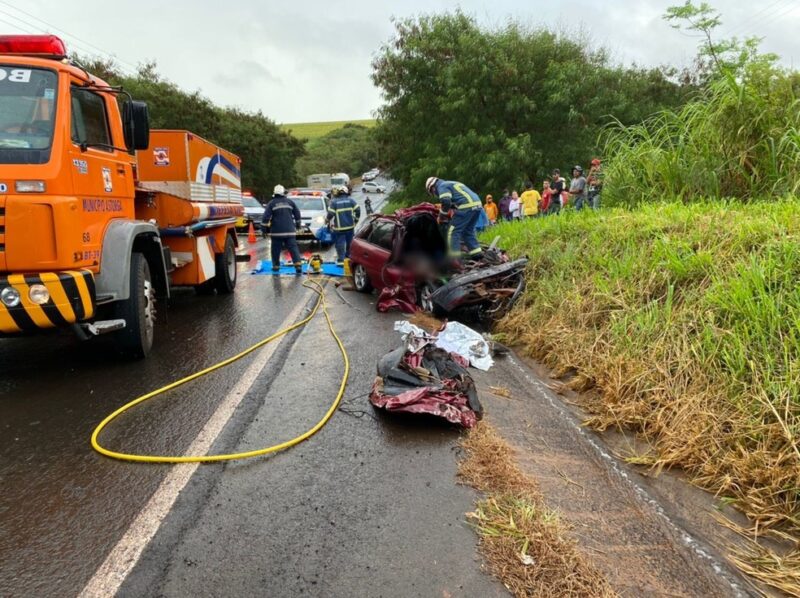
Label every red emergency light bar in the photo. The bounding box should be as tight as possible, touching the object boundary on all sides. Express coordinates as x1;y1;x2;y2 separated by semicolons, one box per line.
0;34;67;58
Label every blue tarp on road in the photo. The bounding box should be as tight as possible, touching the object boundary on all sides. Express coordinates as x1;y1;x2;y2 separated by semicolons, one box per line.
252;260;346;277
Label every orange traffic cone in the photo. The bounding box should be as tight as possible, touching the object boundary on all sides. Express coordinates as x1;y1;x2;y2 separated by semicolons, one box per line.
247;221;257;244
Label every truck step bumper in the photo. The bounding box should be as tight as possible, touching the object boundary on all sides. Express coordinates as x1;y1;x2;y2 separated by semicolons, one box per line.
0;270;96;333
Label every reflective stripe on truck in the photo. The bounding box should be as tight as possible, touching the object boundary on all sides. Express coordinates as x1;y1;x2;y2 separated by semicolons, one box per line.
0;270;95;333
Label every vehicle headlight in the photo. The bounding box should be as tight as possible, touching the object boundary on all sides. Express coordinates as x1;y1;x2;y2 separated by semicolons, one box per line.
314;216;326;225
29;284;50;305
1;287;20;307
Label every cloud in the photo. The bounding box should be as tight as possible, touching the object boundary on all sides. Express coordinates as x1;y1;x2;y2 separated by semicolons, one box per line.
216;60;282;89
15;0;800;122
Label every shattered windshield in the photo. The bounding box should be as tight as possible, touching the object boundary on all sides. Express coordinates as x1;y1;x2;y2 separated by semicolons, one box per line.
0;66;57;164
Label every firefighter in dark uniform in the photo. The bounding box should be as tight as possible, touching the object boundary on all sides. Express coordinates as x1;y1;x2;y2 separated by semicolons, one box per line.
262;184;303;274
425;176;483;264
326;185;361;264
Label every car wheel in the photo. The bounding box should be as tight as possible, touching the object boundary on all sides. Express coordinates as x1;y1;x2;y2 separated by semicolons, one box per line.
352;263;373;293
418;282;443;316
113;252;155;358
362;187;367;193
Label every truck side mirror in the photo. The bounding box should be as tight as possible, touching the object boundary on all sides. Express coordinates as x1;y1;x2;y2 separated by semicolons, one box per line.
123;100;150;152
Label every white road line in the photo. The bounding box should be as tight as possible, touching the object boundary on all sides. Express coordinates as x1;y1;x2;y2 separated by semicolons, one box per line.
78;294;313;598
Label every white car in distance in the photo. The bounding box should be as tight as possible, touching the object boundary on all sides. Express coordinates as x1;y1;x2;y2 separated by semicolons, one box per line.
362;181;386;194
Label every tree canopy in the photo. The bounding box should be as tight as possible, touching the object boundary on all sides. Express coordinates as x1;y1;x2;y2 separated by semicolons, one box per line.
79;58;305;199
295;124;380;182
371;12;695;200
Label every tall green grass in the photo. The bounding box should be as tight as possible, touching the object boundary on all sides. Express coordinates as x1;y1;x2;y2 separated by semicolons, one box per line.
602;69;800;206
483;201;800;591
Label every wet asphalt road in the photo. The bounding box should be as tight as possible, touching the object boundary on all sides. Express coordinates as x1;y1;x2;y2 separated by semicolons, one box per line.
1;183;506;597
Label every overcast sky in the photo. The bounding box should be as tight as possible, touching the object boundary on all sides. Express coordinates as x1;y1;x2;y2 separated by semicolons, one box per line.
4;1;799;123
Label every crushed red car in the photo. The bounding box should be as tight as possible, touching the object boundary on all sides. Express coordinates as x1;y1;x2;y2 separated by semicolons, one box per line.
350;203;528;319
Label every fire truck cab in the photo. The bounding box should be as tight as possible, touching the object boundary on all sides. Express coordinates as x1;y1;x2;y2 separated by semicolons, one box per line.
0;35;243;357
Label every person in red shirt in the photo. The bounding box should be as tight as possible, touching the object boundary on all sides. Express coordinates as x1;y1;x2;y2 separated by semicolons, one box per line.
540;180;552;214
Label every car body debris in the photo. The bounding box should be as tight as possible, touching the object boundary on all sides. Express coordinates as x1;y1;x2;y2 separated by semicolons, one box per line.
370;337;482;428
369;321;492;427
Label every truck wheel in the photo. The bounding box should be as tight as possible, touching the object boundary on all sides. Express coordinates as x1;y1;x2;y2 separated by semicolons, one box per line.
215;235;237;294
113;252;155;358
352;263;372;293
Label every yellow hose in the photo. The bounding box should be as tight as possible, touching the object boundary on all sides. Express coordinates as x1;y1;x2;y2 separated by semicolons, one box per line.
90;279;348;463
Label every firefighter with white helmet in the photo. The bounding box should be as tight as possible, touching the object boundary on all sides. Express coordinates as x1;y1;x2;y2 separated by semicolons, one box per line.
262;184;303;274
426;177;483;264
326;185;361;264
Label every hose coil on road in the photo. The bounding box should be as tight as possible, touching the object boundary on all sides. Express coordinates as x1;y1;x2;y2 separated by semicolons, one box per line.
90;279;348;463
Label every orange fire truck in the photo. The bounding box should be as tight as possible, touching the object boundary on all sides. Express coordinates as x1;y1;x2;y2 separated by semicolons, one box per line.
0;35;245;357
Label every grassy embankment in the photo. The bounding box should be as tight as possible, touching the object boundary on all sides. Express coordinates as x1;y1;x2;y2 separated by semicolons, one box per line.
482;201;800;591
279;119;376;140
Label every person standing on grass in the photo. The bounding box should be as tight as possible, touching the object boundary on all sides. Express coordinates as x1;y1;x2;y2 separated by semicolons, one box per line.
262;184;303;274
509;190;521;220
569;165;588;210
549;170;564;215
520;181;541;218
484;194;499;224
327;185;361;264
587;158;603;209
541;180;552;214
498;188;512;221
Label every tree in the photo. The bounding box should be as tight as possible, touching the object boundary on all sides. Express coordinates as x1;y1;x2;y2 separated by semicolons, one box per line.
75;57;305;198
295;124;380;183
664;1;779;80
371;12;693;202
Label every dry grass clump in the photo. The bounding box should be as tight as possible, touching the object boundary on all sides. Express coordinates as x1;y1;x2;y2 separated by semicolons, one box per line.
459;423;615;597
484;201;800;591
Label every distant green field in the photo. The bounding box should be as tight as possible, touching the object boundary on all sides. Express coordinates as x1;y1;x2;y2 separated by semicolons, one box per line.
280;119;376;140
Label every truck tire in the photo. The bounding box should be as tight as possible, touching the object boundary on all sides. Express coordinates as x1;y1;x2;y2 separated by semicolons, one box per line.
214;234;237;294
352;263;372;293
113;252;155;358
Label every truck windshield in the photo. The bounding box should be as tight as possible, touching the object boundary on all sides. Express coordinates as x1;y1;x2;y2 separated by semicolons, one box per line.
0;67;57;164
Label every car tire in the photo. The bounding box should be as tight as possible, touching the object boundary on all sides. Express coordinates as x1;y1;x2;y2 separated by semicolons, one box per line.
418;282;443;316
113;252;155;358
214;234;237;294
352;263;373;293
362;187;367;193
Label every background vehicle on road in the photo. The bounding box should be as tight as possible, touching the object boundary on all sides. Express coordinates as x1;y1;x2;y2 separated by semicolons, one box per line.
362;168;380;181
331;172;350;188
307;173;331;189
361;181;386;194
237;191;265;230
287;189;330;244
0;35;244;357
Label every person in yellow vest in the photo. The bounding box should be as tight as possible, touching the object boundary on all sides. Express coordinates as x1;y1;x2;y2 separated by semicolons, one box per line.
520;181;542;218
484;194;499;224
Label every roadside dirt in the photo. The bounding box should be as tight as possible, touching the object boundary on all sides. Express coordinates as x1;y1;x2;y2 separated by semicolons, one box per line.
469;351;759;597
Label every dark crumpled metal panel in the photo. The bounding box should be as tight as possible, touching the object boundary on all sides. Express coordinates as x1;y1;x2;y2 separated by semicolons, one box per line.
370;341;481;428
